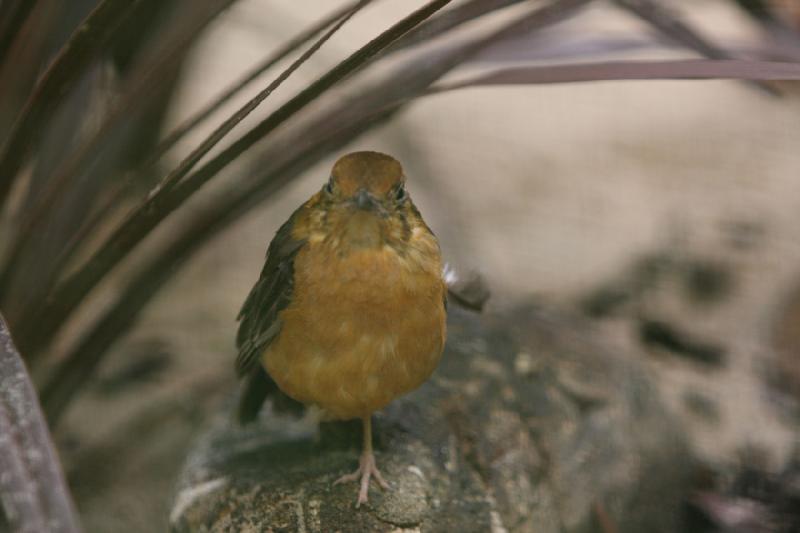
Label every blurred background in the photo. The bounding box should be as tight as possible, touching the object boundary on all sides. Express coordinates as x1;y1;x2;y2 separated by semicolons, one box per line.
1;0;800;531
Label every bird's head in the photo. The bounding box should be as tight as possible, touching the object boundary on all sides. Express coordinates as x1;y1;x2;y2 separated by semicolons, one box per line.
323;151;407;216
306;151;427;251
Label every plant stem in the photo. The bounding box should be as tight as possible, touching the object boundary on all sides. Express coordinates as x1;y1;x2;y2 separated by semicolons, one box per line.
0;314;82;533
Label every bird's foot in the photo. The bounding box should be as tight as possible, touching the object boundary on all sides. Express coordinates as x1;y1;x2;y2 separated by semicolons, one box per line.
333;450;390;508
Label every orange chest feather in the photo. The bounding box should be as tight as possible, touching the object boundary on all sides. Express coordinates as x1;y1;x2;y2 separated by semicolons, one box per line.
263;240;447;419
296;242;442;318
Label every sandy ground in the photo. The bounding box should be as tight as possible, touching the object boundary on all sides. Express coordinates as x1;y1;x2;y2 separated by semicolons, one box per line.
57;1;800;531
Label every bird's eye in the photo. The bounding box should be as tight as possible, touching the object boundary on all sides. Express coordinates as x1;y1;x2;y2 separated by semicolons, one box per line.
395;185;406;201
324;180;334;195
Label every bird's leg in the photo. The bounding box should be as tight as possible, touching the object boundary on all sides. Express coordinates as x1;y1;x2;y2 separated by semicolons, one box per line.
333;416;389;507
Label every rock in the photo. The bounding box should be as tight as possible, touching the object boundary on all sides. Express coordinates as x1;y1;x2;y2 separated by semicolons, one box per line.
770;281;800;405
169;305;692;532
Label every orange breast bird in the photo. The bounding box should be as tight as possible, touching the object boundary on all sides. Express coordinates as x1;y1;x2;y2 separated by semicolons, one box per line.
236;151;447;507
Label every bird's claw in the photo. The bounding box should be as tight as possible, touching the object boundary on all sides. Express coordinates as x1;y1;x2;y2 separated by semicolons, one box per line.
334;450;390;507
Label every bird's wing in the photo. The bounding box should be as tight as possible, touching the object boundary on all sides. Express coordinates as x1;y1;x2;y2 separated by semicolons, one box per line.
235;210;306;378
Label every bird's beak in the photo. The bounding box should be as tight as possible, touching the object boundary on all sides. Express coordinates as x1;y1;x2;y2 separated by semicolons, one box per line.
353;188;381;212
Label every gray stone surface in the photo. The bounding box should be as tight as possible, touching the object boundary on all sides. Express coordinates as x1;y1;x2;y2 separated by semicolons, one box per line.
169;306;692;532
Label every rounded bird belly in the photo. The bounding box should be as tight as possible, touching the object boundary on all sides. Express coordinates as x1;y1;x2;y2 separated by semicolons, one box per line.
265;307;444;420
263;251;446;420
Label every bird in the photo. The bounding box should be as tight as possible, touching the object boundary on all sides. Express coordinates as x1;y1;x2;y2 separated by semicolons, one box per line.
235;151;447;507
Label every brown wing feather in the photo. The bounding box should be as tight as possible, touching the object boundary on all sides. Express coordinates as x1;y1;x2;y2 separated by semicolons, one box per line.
235;209;306;423
236;212;304;376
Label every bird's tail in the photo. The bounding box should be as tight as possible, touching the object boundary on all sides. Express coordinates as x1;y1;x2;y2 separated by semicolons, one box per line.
237;367;304;424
